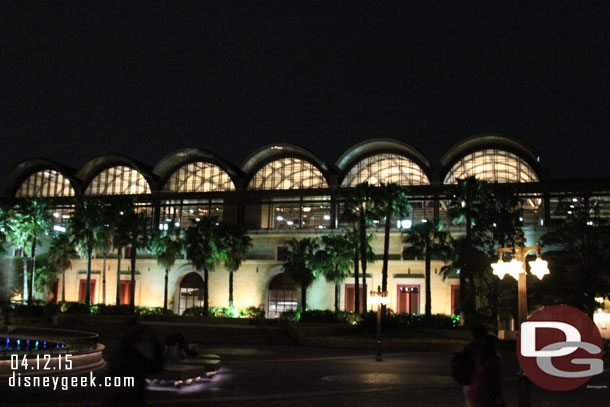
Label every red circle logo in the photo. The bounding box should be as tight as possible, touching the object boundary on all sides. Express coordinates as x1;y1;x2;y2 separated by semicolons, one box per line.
517;305;604;391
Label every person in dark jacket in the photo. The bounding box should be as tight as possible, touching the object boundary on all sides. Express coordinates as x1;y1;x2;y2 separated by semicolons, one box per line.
468;334;505;407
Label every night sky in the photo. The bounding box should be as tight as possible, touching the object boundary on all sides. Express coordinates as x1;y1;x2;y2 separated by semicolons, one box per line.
2;3;609;192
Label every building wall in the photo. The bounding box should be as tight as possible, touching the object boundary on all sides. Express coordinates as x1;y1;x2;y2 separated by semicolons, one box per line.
56;232;462;316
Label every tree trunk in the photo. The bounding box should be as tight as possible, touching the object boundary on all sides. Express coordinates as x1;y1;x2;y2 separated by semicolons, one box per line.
459;211;471;324
29;236;37;303
115;247;122;306
229;270;234;308
129;245;136;314
381;206;392;315
203;266;209;315
102;252;107;304
353;242;360;313
425;247;431;318
359;209;368;312
85;249;92;308
160;267;167;312
334;282;340;313
301;286;307;312
61;268;65;303
381;206;391;292
22;252;29;304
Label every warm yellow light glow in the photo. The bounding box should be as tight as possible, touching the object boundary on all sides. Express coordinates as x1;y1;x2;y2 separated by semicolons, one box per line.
528;258;550;280
491;259;509;279
506;259;524;280
595;297;604;304
369;289;390;306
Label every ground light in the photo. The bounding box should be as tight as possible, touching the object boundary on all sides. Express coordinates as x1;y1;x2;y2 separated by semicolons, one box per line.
491;233;550;407
369;286;390;362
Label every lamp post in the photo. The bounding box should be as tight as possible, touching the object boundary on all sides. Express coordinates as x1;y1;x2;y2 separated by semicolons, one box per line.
369;285;390;361
491;232;550;407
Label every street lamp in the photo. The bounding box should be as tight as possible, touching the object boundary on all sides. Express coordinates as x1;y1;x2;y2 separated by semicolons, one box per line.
491;232;550;407
369;285;390;362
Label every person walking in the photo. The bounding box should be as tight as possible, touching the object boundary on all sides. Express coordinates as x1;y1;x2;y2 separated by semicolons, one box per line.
468;334;505;407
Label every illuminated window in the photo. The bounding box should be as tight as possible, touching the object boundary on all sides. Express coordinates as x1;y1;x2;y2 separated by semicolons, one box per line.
164;161;235;192
85;166;151;195
159;199;224;230
178;272;204;315
16;170;75;197
267;274;297;319
342;154;430;187
248;158;327;190
444;149;538;184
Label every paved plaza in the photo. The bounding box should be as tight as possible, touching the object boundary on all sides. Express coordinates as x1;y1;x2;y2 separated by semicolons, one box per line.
2;344;608;406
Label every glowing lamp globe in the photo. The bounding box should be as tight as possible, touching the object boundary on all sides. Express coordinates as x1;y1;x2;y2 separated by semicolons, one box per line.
528;258;550;280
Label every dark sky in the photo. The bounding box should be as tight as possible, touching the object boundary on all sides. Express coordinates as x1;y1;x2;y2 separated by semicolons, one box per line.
2;2;609;192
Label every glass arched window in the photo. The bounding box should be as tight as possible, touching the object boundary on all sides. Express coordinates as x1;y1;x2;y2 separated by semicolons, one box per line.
85;166;151;195
248;158;328;190
341;153;430;187
16;170;75;197
267;273;297;319
444;149;538;184
178;272;204;315
164;161;235;192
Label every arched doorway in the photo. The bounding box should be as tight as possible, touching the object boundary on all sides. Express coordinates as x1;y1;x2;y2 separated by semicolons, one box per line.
178;272;204;315
267;273;297;318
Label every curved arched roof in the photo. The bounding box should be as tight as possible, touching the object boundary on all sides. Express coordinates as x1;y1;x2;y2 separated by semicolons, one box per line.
77;153;154;195
242;144;331;190
337;139;434;186
441;134;542;183
241;144;330;175
154;148;240;192
337;138;433;171
5;158;77;197
153;148;242;179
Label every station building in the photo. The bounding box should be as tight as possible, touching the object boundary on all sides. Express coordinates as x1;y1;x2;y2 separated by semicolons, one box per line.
3;134;610;322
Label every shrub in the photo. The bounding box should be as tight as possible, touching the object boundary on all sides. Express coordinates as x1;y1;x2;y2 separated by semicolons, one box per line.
358;312;458;332
242;305;265;320
11;304;46;317
280;310;300;322
60;302;90;314
183;305;263;319
182;307;209;317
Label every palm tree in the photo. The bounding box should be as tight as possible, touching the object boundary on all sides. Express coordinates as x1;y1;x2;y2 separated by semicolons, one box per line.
315;234;353;312
219;223;252;308
184;217;223;315
97;203;115;304
69;199;105;307
447;176;491;323
282;238;320;312
8;199;52;303
342;182;376;311
47;233;75;303
403;219;453;318
151;227;183;312
110;199;134;306
371;183;411;295
345;228;361;313
121;208;152;314
6;208;32;303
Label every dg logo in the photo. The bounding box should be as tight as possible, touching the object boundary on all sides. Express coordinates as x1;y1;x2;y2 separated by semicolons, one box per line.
518;305;604;391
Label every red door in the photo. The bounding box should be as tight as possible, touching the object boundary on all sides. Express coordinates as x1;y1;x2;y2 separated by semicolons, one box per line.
78;279;96;303
451;285;460;315
397;285;420;314
119;280;135;305
344;284;367;312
